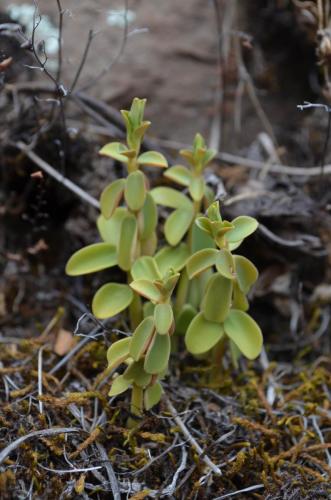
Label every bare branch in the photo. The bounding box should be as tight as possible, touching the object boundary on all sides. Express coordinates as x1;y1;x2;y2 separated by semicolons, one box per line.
15;141;100;209
0;427;81;465
165;397;222;476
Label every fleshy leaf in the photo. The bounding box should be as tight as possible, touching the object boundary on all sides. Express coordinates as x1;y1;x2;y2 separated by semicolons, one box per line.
232;281;249;311
144;382;163;410
131;256;162;282
124;171;146;212
92;283;133;319
176;304;197;335
118;214;137;271
99;142;129;163
140;193;158;240
108;374;131;396
130;316;155;361
164;165;192;186
97;208;128;246
229;240;243;251
107;337;131;370
189;177;205;202
150;187;192;209
234;255;258;293
191;221;215;252
66;243;117;276
123;360;152;387
202;274;233;323
203;185;215;207
164;207;194;246
130;280;163;303
224;310;263;360
215;248;235;280
100;179;126;219
226;216;258;243
141;231;157;256
185;312;224;354
143;301;155;318
186;248;218;279
144;333;170;374
154;303;173;335
155;243;190;275
195;216;212;235
137;151;168;168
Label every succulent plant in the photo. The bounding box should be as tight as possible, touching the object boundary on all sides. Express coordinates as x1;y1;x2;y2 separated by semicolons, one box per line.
185;201;263;365
65;98;263;415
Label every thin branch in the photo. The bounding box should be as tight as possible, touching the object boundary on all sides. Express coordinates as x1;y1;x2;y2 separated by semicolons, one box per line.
165;397;222;476
15;141;100;209
214;483;264;500
79;0;130;91
69;29;94;93
55;0;64;83
38;347;44;414
0;428;80;465
95;442;121;500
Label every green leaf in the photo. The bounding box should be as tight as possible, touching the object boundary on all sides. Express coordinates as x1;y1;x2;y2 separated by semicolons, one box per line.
141;231;158;256
186;248;218;279
162;271;180;296
164;207;194;246
229;240;243;251
124;171;146;212
130;316;155;361
154;303;173;335
155;243;190;275
130;280;163;303
108;374;131;396
144;333;170;374
143;301;155;318
215;248;235;280
164;165;192;186
195;216;212;235
191;221;215;252
207;201;222;221
97;208;128;246
185;312;224;354
226;216;258;243
203;185;215;206
234;255;258;293
66;243;117;276
189;177;205;202
123;360;152;387
224;310;263;360
138;151;168;168
176;304;197;335
118;214;137;271
230;339;241;369
92;283;133;319
144;382;163;410
107;337;131;370
100;179;126;219
202;274;232;323
131;256;162;281
232;281;249;311
140;193;158;240
150;187;192;209
99;142;129;163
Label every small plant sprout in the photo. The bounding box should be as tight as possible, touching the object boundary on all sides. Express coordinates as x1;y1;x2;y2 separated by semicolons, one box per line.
185;201;263;366
65;98;263;413
66;98;168;328
107;257;179;415
151;132;216;246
